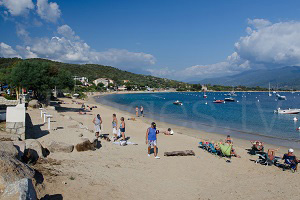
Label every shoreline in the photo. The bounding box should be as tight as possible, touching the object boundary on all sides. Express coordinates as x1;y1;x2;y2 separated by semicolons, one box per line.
24;94;300;199
88;93;300;154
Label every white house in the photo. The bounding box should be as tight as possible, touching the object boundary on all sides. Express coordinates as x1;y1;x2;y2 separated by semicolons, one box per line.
74;76;89;86
93;78;109;87
118;85;127;91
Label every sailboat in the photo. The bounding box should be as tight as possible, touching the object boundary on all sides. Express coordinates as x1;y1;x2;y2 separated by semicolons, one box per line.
268;82;272;96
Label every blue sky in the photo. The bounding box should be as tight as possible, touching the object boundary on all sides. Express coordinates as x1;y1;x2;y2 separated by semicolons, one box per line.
1;0;300;81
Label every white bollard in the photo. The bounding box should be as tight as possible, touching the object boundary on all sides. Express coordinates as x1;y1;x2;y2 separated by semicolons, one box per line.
39;108;44;118
46;115;53;130
43;112;47;123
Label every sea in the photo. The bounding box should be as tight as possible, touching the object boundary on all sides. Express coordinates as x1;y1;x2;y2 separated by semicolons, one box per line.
95;92;300;148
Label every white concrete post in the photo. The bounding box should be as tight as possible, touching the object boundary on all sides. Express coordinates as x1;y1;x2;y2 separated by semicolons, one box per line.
39;108;44;118
46;115;52;130
43;112;47;123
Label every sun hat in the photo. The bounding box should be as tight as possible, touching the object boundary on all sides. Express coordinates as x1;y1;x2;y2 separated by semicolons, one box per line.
288;148;294;153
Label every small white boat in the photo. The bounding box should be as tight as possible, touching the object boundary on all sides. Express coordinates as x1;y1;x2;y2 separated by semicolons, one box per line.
274;108;300;114
173;100;183;105
277;95;287;100
224;97;235;102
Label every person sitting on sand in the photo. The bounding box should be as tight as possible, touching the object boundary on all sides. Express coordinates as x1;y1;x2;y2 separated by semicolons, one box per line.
112;114;118;141
225;135;240;158
282;149;298;171
250;141;264;155
92;114;102;138
136;106;139;117
163;128;174;135
120;117;126;141
146;122;160;159
225;135;233;144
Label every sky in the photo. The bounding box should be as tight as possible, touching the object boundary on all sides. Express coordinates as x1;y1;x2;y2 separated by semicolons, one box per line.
1;0;300;81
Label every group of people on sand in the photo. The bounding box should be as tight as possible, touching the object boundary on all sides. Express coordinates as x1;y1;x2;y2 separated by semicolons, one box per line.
135;106;144;117
200;135;241;158
249;140;299;172
92;111;175;159
201;135;299;172
92;113;126;142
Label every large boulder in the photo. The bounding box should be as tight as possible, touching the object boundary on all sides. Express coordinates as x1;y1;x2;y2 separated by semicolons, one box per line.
25;139;47;159
0;141;18;158
12;141;25;159
0;152;34;183
2;178;37;200
75;138;97;152
28;100;39;108
47;141;74;153
0;152;35;199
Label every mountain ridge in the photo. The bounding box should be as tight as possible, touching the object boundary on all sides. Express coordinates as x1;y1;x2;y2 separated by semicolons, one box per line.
197;66;300;89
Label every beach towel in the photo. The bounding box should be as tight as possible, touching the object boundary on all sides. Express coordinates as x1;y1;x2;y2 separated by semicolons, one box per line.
219;143;232;157
113;141;137;145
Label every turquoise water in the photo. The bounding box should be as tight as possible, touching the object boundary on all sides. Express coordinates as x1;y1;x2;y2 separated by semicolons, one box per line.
95;92;300;147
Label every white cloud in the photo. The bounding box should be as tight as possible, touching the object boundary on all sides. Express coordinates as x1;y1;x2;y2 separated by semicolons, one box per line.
8;25;156;69
57;25;79;40
151;19;300;81
247;18;271;29
236;20;300;66
0;42;21;58
0;0;34;16
37;0;61;23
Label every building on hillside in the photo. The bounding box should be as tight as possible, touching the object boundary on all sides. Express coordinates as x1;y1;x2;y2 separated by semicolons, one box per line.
123;80;130;83
118;85;127;91
74;76;89;86
93;78;109;87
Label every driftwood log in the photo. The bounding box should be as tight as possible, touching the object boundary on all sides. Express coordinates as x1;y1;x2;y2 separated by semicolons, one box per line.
164;150;195;157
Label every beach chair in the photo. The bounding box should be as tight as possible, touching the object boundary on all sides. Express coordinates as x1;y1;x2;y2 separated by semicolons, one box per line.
255;152;280;166
207;143;220;155
219;143;232;157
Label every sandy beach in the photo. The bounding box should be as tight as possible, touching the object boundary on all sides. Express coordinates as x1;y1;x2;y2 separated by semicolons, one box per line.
25;94;300;200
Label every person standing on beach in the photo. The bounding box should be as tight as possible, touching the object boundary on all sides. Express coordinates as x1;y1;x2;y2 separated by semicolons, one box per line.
112;114;118;141
92;114;102;138
140;106;144;117
146;122;160;159
136;106;139;117
120;117;126;141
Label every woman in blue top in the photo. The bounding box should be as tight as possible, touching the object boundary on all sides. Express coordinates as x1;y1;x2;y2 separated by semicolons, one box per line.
146;122;160;159
120;117;125;141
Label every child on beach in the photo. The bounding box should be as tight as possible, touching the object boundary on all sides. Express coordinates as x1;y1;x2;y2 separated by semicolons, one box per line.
136;106;139;117
146;122;160;159
112;114;118;141
163;128;173;135
140;106;144;117
120;117;126;141
92;114;102;138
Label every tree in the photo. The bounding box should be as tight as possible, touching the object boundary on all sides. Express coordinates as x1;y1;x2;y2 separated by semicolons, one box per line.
10;61;73;100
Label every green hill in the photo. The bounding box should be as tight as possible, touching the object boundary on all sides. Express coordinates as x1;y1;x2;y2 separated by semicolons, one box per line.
0;57;186;89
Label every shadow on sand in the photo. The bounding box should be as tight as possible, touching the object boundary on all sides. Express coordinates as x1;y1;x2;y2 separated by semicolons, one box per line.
25;113;49;139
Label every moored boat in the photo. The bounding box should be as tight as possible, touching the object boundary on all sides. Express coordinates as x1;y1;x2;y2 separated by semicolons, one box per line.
277;95;287;100
224;97;235;102
173;100;183;105
274;108;300;114
213;100;225;103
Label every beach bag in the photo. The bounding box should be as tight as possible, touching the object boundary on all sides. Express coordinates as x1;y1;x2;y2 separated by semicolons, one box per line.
120;140;127;146
117;129;121;137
